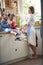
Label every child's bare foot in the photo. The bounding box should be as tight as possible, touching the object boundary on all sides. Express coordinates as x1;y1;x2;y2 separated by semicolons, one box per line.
31;54;38;59
29;54;38;59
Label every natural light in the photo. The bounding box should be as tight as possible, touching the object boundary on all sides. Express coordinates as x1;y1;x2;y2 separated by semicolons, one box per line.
22;0;41;21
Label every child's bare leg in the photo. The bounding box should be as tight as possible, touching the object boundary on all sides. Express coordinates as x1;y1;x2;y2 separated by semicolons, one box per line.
11;31;17;36
29;44;37;57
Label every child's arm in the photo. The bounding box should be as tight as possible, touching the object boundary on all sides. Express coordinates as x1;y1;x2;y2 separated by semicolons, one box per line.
20;24;28;32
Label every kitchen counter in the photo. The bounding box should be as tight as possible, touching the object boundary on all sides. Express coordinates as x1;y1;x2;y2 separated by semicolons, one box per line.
0;32;10;34
0;26;42;64
35;26;41;29
0;32;28;64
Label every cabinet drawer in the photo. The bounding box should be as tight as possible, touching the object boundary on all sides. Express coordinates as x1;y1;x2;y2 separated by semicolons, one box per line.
0;34;28;63
14;40;28;59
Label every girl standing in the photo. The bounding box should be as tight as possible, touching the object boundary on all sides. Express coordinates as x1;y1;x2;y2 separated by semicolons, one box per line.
22;6;37;58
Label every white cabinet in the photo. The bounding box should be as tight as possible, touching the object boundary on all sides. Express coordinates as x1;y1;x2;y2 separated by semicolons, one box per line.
0;34;11;63
0;28;42;64
28;28;42;55
35;28;42;55
0;35;2;63
0;34;28;63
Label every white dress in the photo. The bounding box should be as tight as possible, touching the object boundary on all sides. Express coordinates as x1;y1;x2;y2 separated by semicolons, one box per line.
26;14;36;46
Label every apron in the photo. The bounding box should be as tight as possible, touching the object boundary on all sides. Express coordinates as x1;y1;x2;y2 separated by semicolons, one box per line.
27;26;36;46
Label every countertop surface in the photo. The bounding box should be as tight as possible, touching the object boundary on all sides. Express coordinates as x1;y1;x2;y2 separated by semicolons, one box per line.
0;26;41;34
0;32;14;34
35;26;41;29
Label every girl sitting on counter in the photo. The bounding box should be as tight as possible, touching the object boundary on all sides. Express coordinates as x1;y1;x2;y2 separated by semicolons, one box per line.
0;13;19;36
7;14;17;30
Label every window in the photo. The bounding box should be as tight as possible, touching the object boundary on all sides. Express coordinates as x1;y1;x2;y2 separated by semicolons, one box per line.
22;0;41;22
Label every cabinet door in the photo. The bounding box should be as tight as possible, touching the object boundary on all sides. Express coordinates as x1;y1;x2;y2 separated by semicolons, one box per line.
0;34;16;63
4;35;28;60
13;40;28;59
5;0;13;8
36;29;42;55
0;34;2;63
0;34;28;63
0;34;10;63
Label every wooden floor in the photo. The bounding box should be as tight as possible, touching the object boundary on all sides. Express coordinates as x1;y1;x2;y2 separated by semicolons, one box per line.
9;56;43;65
